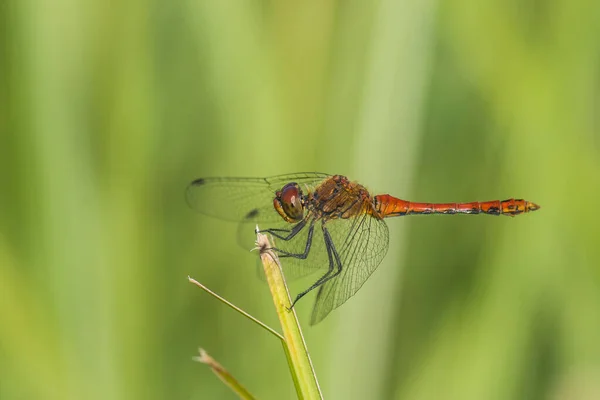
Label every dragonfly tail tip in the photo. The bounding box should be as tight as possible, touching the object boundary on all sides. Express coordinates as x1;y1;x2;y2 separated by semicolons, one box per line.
527;201;540;213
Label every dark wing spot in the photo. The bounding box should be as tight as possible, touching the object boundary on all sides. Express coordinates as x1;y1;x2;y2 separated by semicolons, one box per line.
245;208;260;220
190;178;205;186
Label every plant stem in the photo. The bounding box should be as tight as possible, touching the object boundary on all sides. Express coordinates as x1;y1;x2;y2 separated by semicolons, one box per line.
194;348;256;400
188;276;284;341
256;229;323;400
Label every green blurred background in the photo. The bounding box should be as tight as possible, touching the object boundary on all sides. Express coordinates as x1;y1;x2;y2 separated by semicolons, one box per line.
1;1;599;399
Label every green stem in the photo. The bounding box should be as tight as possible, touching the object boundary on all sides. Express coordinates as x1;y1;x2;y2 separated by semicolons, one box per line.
256;229;323;400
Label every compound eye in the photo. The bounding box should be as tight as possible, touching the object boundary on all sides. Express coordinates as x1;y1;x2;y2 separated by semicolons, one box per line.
275;183;304;222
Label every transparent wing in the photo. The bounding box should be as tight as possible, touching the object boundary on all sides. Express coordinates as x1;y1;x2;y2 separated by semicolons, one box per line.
185;172;331;222
309;211;389;325
252;215;330;282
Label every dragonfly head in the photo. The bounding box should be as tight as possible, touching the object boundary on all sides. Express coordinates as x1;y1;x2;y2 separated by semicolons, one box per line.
274;182;305;223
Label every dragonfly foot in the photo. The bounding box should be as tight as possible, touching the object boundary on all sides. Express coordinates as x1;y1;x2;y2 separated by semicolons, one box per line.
288;295;302;310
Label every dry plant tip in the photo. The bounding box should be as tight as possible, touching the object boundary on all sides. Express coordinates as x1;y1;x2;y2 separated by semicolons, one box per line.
193;348;211;364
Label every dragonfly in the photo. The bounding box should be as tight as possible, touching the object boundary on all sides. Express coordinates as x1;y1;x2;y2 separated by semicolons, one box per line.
186;173;540;325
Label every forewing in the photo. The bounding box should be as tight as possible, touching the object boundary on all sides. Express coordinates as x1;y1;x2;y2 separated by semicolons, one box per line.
309;211;389;325
185;172;331;222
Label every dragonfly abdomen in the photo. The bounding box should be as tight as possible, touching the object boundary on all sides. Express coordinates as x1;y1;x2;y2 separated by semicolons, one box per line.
374;195;540;217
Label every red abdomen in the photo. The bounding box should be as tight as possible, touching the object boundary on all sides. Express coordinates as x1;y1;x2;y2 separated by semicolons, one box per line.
374;195;540;217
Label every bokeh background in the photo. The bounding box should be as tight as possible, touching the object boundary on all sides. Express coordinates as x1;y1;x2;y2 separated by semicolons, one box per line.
1;1;600;399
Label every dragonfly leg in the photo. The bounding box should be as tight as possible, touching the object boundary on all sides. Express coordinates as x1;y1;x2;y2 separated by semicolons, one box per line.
272;220;315;259
290;225;343;308
259;219;306;241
